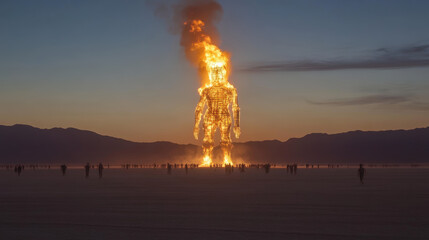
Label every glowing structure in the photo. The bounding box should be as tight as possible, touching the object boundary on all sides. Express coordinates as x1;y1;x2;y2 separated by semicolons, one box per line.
185;20;240;166
194;64;240;166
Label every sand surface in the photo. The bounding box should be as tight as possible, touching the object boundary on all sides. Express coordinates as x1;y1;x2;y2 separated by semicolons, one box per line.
0;167;428;240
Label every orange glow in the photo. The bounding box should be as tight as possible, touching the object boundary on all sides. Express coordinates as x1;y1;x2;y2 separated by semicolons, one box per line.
186;19;240;167
185;20;205;33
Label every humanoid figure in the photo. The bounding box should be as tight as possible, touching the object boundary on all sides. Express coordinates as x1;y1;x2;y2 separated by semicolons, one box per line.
358;164;366;184
194;64;240;166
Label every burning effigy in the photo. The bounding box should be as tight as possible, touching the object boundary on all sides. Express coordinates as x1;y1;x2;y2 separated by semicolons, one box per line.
178;2;241;166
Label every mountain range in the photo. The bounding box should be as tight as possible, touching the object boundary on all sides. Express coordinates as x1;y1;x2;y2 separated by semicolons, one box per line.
1;124;428;164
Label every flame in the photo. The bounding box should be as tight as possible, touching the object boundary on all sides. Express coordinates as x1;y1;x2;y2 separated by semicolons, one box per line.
187;19;240;167
223;155;233;166
185;20;231;90
186;20;204;33
200;155;212;167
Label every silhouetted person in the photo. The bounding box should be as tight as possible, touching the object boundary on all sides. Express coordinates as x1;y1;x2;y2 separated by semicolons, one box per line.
293;164;297;175
98;163;104;178
61;164;67;176
358;164;366;184
185;164;188;174
167;163;172;175
85;163;90;177
15;165;22;176
287;164;294;174
264;164;270;173
225;164;231;174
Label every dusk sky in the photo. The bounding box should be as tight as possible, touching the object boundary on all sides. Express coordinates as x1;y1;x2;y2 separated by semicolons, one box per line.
1;0;429;144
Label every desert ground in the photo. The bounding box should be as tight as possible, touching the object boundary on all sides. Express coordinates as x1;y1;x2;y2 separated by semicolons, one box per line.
0;167;428;240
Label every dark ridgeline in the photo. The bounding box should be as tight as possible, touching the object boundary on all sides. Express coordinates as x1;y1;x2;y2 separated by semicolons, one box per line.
0;124;200;165
232;127;429;164
0;124;429;165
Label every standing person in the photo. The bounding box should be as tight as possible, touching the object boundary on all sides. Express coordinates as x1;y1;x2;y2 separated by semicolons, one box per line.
167;163;172;175
98;163;104;178
185;164;188;175
358;164;366;184
61;164;67;176
264;164;270;174
240;164;245;173
85;163;90;178
16;165;22;176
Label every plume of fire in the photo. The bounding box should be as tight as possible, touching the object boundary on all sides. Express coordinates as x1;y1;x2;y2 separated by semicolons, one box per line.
183;19;231;90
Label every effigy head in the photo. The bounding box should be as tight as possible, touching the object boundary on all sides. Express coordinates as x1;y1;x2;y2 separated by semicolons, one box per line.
208;62;227;86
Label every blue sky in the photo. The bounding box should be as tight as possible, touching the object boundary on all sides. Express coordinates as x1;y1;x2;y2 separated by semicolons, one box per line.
1;0;429;143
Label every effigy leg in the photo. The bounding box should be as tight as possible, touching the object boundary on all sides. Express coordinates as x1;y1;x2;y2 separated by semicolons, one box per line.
220;121;233;166
201;123;215;167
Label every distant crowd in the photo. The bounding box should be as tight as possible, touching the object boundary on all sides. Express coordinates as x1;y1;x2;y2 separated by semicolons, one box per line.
0;162;371;183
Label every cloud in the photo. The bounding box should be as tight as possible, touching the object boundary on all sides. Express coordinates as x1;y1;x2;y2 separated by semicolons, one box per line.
241;44;429;72
307;95;411;106
405;101;429;111
308;94;429;111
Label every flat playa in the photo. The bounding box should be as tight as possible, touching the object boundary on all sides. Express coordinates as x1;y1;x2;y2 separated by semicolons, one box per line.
0;167;428;240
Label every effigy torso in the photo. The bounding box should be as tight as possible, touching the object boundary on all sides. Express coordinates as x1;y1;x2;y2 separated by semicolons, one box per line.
203;86;233;124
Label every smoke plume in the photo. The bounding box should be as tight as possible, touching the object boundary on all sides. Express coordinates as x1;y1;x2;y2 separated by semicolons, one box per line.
151;0;225;82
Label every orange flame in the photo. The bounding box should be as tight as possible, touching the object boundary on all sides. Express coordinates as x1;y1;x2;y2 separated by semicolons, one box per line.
186;20;205;33
184;19;230;89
